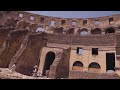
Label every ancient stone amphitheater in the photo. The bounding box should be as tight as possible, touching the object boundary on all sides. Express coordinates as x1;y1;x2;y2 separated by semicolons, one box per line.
0;11;120;79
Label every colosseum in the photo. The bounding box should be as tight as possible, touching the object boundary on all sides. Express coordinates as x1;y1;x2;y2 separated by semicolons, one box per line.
0;11;120;79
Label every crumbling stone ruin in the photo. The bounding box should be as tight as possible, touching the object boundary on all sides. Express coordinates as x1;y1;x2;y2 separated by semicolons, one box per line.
0;11;120;79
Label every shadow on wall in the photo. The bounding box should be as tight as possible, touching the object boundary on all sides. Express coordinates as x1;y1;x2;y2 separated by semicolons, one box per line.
0;30;28;68
48;47;71;79
42;51;55;76
14;33;47;76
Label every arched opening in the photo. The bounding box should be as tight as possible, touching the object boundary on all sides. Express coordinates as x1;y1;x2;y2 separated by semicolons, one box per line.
4;18;19;28
54;27;63;34
109;18;114;24
19;13;23;18
72;61;83;71
72;21;77;26
80;31;88;36
66;28;74;35
50;21;55;27
61;20;66;25
95;20;100;25
105;27;115;34
40;17;45;23
42;51;55;76
83;20;87;25
30;16;35;21
36;27;44;32
78;28;88;36
88;62;101;73
91;28;101;35
16;20;27;29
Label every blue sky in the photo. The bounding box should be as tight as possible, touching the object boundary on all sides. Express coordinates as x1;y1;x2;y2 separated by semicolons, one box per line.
26;11;120;18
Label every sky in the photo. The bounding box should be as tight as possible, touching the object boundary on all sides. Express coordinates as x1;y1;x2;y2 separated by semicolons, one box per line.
26;11;120;18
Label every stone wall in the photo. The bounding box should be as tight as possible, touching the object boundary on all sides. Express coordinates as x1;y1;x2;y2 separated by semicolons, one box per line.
12;32;47;76
55;47;71;78
0;29;28;68
47;33;117;46
1;11;120;35
116;47;120;55
49;47;71;78
0;27;14;48
69;71;120;79
116;34;120;55
0;26;47;76
0;11;120;78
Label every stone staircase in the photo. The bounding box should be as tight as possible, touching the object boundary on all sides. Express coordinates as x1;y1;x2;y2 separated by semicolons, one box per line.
8;35;29;69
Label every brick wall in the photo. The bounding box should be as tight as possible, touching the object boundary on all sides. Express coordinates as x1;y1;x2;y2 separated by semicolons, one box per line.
72;66;83;71
1;11;120;33
116;34;120;55
0;27;14;48
0;30;28;68
55;48;71;78
47;33;117;46
14;32;47;76
69;71;120;79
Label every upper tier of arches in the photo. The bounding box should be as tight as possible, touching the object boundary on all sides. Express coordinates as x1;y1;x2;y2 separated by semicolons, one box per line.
1;11;120;36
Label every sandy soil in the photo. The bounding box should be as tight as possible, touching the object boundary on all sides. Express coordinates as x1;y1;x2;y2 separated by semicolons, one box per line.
0;68;51;79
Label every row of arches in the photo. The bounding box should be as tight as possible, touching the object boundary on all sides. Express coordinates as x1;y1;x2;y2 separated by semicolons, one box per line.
4;18;116;35
42;51;101;76
52;27;116;36
72;61;101;73
42;51;102;76
73;61;100;69
42;51;55;76
35;27;116;36
78;27;115;35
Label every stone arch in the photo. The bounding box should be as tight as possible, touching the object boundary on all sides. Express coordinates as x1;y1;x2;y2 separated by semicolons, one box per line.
36;26;45;32
54;27;63;34
88;62;101;73
4;19;11;27
66;28;74;35
25;23;30;30
18;13;24;18
72;61;83;71
61;19;68;25
42;51;55;76
65;26;71;30
78;28;88;36
72;20;77;26
91;28;102;35
105;27;115;34
30;16;35;21
4;18;19;28
29;24;38;32
11;18;19;28
16;20;28;29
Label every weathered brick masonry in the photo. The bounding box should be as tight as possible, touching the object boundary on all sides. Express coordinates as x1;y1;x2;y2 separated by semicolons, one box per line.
0;11;120;79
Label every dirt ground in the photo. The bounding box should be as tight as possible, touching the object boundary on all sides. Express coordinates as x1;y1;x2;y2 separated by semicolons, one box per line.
0;68;51;79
